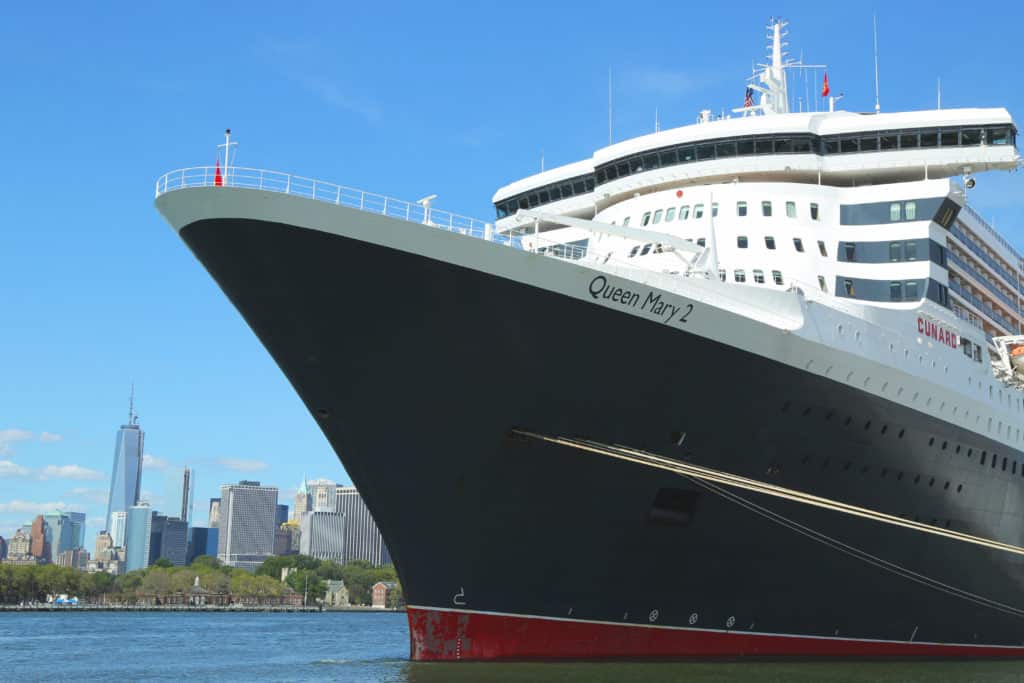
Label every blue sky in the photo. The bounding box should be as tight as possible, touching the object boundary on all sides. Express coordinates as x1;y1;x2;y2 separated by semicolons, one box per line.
2;1;1023;542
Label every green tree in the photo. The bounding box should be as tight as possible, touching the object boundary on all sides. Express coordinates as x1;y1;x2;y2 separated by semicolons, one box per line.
255;554;320;579
284;569;325;604
189;555;222;569
152;558;173;568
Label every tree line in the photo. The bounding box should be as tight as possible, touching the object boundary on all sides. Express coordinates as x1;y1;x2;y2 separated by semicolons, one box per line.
255;555;403;607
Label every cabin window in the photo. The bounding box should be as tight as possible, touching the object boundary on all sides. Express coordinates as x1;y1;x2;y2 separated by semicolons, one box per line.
765;236;776;250
843;242;856;261
786;201;797;218
772;270;784;285
737;201;748;216
988;127;1011;145
810;203;820;220
900;132;919;148
640;244;652;256
754;269;765;284
794;238;804;252
735;269;746;283
880;133;899;150
920;132;938;148
623;216;631;226
890;281;902;301
697;238;706;247
844;279;856;297
653;209;664;224
889;203;901;222
762;201;772;217
940;130;959;146
697;144;715;160
818;276;828;292
961;129;981;145
818;240;828;257
694;204;705;219
718;269;726;281
905;280;919;300
904;201;917;220
860;134;879;151
890;242;901;261
712;203;719;217
642;212;652;226
738;236;748;248
629;245;640;257
679;205;690;220
840;137;859;153
665;208;676;222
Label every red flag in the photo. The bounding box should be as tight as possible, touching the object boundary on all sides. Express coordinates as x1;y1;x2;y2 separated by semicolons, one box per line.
214;159;223;186
821;73;830;98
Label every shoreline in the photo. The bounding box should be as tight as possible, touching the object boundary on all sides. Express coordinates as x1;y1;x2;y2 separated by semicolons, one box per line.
0;604;406;613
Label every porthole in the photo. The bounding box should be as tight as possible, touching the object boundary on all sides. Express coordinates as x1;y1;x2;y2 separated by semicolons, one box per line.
824;411;834;421
941;441;947;451
864;420;872;431
928;437;935;447
944;481;950;490
898;429;905;439
881;468;888;477
882;382;889;393
914;474;921;484
881;425;888;435
781;401;791;412
837;324;844;336
843;416;852;427
957;484;963;493
955;445;961;454
855;330;862;342
967;448;973;458
897;472;904;481
897;387;904;397
929;477;935;486
843;461;852;471
926;397;932;407
801;407;811;417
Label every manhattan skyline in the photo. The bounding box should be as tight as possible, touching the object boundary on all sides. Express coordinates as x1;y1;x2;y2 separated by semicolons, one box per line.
3;2;1024;541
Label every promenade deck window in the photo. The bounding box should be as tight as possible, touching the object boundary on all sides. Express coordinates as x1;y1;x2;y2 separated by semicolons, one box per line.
762;201;773;217
754;269;765;284
765;236;776;250
665;208;676;222
679;205;690;220
737;201;748;216
786;201;797;218
694;205;705;219
794;238;805;252
773;270;784;285
735;270;746;283
653;209;664;224
738;236;748;248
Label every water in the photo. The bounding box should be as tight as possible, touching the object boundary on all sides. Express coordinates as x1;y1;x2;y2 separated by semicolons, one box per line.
2;611;1023;682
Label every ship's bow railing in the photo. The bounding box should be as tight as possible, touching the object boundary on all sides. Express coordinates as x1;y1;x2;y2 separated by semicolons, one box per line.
155;166;490;238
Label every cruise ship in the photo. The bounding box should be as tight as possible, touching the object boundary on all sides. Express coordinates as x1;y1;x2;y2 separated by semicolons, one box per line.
155;19;1024;660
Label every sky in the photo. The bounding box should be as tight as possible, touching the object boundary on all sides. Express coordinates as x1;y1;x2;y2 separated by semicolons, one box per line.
2;1;1023;542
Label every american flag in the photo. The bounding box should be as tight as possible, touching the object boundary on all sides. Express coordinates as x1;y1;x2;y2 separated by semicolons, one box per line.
743;87;754;108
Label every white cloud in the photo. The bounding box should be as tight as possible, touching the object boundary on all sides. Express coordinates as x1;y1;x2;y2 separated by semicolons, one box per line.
143;453;169;470
40;464;104;481
0;460;31;476
0;500;69;514
67;487;109;504
39;432;63;443
0;428;33;455
217;457;269;472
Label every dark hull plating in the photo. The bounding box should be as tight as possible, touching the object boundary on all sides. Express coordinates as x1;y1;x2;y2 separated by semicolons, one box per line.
180;217;1024;659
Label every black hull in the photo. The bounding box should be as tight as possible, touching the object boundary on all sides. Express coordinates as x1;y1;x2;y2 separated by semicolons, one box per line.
179;216;1024;658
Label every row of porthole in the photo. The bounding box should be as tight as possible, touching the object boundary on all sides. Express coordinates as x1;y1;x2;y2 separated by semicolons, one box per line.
927;435;1024;477
797;453;964;495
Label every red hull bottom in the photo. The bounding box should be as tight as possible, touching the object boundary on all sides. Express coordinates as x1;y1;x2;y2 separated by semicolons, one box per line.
407;607;1024;661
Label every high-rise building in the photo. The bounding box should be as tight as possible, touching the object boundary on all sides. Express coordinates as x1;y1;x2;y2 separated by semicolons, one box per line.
66;512;86;549
299;511;345;562
149;516;188;566
186;527;219;564
308;479;337;512
42;511;74;563
208;498;221;528
217;480;278;571
56;548;89;570
179;468;195;524
275;504;289;526
8;529;31;559
125;503;153;572
0;536;6;561
109;511;128;547
95;531;114;561
106;393;144;534
273;521;298;556
335;487;390;566
30;516;50;561
292;478;309;521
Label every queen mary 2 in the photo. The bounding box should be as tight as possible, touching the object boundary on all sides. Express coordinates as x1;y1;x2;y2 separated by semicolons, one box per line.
155;19;1024;660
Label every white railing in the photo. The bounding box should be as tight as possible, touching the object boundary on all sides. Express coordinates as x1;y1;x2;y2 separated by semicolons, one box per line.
155;166;491;237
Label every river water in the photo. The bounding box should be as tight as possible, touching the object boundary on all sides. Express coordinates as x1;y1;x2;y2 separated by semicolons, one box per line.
2;611;1023;682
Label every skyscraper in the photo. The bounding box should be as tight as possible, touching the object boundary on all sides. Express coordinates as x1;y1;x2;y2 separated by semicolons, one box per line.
42;511;73;563
335;486;390;566
299;511;345;562
106;392;144;534
179;468;195;524
308;479;337;512
66;512;86;549
292;478;309;521
217;480;278;571
8;529;31;559
275;504;289;526
30;516;50;561
125;503;153;572
149;515;188;566
208;498;221;528
109;511;128;547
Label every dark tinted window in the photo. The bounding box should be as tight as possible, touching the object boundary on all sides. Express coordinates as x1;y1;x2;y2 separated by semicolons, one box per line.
755;138;774;154
696;144;715;160
900;132;919;148
775;137;793;153
860;134;879;151
794;238;804;252
840;137;859;153
940;130;959;146
961;129;981;145
920;131;938;147
765;236;776;250
738;236;748;248
737;139;755;155
880;133;898;150
716;141;737;157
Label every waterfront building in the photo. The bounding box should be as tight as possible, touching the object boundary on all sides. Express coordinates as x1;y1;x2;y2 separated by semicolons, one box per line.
335;486;390;566
324;580;349;607
66;511;86;549
105;395;144;534
299;511;345;562
29;515;49;561
8;529;30;559
292;477;309;521
276;503;289;526
125;503;153;572
109;510;128;547
309;478;337;512
186;526;219;563
208;498;220;528
95;531;114;561
217;480;278;571
371;581;398;609
149;515;188;566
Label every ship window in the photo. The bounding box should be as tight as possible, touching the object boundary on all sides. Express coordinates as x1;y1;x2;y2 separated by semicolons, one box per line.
840;137;859;153
561;183;573;198
940;130;959;146
679;146;696;163
716;141;737;158
549;186;561;201
793;137;813;153
920;132;938;148
697;144;715;160
640;244;652;256
630;157;644;173
539;190;551;203
735;269;746;283
585;178;594;191
660;149;678;166
794;238;804;252
694;204;705;219
754;269;765;284
843;242;856;261
844;279;856;297
905;241;918;260
737;201;748;216
773;270;784;285
786;201;796;218
818;240;828;257
818;276;827;292
712;203;719;217
642;212;652;226
889;203;902;221
762;201;772;217
890;242;902;261
697;238;706;246
623;216;631;226
718;268;726;281
900;132;919;148
679;205;690;220
665;208;676;222
905;280;919;300
961;129;981;145
738;236;748;248
737;139;755;155
981;452;987;465
905;201;917;220
880;133;899;150
860;134;879;151
653;209;664;225
810;203;820;220
616;162;629;178
890;281;903;301
987;127;1010;145
629;245;640;257
528;193;540;208
643;153;659;170
755;138;774;154
573;180;586;194
823;137;839;154
765;236;776;250
1003;457;1008;471
775;137;793;153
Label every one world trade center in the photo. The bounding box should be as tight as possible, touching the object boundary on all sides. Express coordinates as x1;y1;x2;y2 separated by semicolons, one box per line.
106;390;144;543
